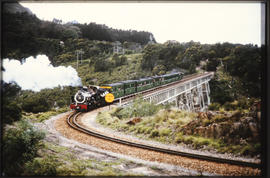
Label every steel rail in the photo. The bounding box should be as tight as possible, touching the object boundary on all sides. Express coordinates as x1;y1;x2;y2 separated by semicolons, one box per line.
67;112;260;169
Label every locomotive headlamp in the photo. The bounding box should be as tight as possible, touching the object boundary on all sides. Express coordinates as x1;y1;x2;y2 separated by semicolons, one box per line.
74;92;86;103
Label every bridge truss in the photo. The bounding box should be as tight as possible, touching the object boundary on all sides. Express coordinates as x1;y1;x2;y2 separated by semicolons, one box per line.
119;72;214;112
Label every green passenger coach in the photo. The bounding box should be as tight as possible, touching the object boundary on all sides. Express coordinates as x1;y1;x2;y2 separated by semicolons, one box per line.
102;72;184;100
107;82;125;98
122;80;137;95
137;77;153;92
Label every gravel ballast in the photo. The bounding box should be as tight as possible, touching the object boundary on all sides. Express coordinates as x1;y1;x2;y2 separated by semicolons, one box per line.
36;111;211;176
54;108;261;176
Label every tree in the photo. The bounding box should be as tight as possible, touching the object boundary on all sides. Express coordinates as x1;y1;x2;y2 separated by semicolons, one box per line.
94;56;110;72
209;74;234;104
152;65;166;75
2;82;22;125
158;42;184;70
188;62;196;74
224;45;261;97
141;44;161;70
62;28;78;40
22;94;50;113
112;54;127;67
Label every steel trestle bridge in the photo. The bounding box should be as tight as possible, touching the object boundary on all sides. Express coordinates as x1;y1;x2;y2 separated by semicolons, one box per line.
118;72;214;112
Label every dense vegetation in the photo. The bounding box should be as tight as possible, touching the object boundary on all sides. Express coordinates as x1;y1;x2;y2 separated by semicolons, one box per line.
2;120;45;176
1;82;22;125
140;41;261;100
2;10;154;62
1;3;262;176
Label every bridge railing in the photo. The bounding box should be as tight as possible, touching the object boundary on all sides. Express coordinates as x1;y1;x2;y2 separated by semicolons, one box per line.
144;72;213;105
120;72;214;107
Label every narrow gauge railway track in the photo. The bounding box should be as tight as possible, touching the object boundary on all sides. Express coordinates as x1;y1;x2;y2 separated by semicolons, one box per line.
67;112;260;169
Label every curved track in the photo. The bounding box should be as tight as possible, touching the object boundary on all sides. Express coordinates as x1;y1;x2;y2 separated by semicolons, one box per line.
67;112;260;169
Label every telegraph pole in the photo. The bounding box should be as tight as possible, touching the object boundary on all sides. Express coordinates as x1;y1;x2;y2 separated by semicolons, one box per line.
76;49;84;70
76;50;79;70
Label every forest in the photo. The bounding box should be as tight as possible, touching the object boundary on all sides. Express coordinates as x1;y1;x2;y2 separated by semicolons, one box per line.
1;3;262;176
2;10;155;62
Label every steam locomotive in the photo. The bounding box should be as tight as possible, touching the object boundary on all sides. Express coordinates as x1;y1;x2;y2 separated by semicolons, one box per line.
70;72;184;112
70;85;110;111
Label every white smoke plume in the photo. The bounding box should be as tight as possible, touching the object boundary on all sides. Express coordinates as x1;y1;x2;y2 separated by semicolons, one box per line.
2;54;82;91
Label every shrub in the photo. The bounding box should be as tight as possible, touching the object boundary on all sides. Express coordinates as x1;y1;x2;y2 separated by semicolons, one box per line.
145;127;152;134
237;97;250;110
24;156;58;176
57;99;66;108
202;119;211;126
160;128;171;136
136;125;146;134
208;102;221;110
22;95;50;113
2;120;45;176
175;132;184;143
184;136;194;144
2;82;22;125
223;101;234;111
2;101;22;125
212;114;226;123
113;97;162;119
150;129;159;137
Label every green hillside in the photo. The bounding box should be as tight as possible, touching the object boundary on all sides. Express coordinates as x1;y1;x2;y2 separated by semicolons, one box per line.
63;53;151;86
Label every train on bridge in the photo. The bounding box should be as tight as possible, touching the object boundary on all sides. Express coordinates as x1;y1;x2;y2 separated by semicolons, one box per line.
70;72;184;112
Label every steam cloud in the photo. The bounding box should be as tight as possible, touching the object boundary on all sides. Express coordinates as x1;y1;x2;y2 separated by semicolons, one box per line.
3;55;82;91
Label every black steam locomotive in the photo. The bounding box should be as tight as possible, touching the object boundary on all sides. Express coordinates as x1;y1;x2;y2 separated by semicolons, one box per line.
70;85;110;111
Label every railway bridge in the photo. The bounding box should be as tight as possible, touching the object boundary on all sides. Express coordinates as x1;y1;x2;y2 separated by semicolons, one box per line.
118;72;215;112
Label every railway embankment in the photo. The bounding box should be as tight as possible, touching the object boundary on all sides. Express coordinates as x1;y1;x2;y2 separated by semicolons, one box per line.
35;111;208;176
95;99;261;160
55;109;260;176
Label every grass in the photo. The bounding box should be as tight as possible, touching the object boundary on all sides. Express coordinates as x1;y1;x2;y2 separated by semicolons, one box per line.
97;102;198;145
22;107;70;122
23;141;142;176
97;99;260;156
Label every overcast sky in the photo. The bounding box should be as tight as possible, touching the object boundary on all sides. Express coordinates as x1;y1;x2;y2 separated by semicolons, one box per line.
21;2;262;45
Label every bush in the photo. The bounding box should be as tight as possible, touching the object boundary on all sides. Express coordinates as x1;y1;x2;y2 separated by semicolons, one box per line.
160;128;171;136
113;97;162;119
152;64;166;75
2;82;22;125
150;129;159;137
55;52;75;64
2;120;45;176
202;119;211;126
57;99;66;108
208;102;221;110
2;101;22;125
175;132;184;143
22;95;50;113
24;156;58;176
